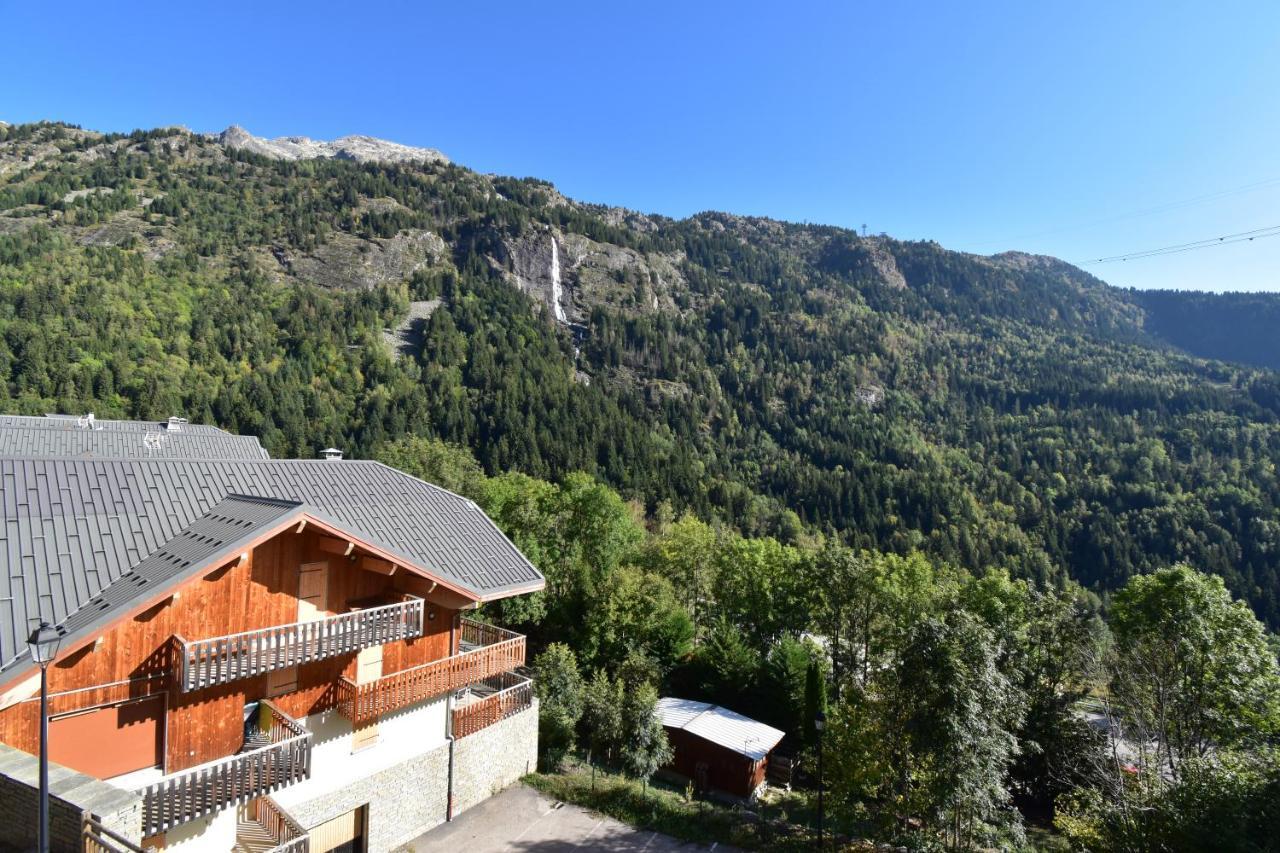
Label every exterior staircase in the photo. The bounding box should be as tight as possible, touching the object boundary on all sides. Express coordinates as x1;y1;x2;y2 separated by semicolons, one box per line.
234;811;280;853
233;798;310;853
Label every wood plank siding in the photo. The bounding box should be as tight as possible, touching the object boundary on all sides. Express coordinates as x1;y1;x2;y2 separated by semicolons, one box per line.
0;528;460;775
663;727;769;800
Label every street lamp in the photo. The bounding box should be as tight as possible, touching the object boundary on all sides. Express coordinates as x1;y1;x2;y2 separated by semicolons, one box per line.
814;709;826;851
28;622;61;853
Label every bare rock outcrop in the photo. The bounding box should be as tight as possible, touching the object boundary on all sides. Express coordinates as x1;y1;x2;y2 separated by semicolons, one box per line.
218;125;449;166
280;229;447;291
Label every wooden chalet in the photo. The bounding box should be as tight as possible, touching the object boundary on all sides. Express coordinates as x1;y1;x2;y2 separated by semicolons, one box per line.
655;698;785;801
0;415;544;852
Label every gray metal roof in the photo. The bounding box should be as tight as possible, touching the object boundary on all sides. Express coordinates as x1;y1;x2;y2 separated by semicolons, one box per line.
656;697;786;761
0;457;545;683
2;495;305;680
0;425;270;460
1;414;235;436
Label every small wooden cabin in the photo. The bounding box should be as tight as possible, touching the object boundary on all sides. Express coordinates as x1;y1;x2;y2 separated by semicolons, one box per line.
656;697;785;801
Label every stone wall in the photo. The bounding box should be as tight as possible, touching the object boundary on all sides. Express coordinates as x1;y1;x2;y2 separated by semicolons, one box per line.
283;700;538;853
452;698;538;815
0;742;142;853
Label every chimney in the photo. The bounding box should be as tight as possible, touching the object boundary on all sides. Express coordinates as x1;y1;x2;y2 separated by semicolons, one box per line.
321;448;343;461
166;416;187;432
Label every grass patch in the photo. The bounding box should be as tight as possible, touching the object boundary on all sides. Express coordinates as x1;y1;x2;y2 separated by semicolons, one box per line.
524;763;822;851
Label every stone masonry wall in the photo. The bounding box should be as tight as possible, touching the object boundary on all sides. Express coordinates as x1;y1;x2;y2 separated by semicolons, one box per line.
285;701;538;853
0;743;142;853
452;698;538;815
284;741;447;853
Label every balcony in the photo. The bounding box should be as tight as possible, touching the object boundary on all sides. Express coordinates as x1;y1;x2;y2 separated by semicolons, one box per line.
336;618;525;726
177;595;425;692
137;701;312;838
451;671;534;739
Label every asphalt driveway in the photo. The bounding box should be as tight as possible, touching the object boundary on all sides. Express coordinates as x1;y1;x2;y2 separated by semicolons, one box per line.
403;783;739;853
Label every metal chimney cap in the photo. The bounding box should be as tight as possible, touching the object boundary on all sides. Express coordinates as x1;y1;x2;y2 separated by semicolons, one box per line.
320;448;344;460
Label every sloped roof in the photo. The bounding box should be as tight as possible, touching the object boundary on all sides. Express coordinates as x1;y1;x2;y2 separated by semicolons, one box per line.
0;425;270;460
3;495;305;679
0;457;545;678
656;697;785;762
1;414;235;436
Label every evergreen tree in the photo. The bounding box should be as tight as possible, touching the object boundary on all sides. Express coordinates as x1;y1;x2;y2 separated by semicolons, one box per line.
618;682;673;790
533;643;584;770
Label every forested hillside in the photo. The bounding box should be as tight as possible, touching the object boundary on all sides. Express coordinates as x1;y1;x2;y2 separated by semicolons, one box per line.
1133;288;1280;371
4;120;1280;627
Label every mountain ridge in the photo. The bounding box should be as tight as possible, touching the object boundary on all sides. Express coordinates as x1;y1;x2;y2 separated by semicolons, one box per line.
3;119;1280;626
215;123;450;165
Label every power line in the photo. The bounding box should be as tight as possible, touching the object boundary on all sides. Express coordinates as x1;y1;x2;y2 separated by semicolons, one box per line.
1078;225;1280;264
970;174;1280;248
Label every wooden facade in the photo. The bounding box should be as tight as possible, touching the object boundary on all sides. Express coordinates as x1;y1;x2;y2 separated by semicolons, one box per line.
662;727;770;800
0;526;467;776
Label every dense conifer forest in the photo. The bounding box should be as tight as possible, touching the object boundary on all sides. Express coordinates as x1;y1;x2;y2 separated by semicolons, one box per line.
3;121;1280;625
4;120;1280;849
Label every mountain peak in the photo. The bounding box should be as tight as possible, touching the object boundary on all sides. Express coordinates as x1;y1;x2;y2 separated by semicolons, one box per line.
215;125;449;166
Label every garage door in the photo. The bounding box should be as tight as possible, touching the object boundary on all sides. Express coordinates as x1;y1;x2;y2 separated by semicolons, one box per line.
310;805;366;853
49;695;164;779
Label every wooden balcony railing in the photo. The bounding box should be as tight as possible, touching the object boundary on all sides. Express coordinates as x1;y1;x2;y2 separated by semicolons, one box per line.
451;671;534;739
251;796;310;853
137;700;311;838
336;620;525;726
177;596;424;692
459;617;520;650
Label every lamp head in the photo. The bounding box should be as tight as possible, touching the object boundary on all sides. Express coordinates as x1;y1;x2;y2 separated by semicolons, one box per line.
814;709;826;733
27;622;61;666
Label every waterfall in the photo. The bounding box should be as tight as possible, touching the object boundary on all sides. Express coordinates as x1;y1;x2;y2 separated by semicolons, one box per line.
549;236;568;323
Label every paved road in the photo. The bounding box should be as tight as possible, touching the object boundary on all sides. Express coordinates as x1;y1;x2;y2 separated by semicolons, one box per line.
404;784;738;853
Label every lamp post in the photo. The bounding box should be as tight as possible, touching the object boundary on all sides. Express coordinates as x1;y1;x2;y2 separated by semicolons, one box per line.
28;622;61;853
814;709;826;851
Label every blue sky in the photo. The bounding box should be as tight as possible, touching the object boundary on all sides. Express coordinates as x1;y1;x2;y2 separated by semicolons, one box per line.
4;0;1279;291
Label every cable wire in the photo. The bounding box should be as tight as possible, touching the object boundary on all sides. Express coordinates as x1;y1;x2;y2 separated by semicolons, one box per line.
1078;225;1280;264
970;175;1280;248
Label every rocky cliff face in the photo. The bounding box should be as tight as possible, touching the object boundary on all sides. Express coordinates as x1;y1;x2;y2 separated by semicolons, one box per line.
217;125;449;165
500;230;580;324
271;229;448;291
496;228;687;325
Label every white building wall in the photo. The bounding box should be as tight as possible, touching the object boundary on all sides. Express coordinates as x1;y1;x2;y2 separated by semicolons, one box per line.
158;805;237;852
274;695;448;809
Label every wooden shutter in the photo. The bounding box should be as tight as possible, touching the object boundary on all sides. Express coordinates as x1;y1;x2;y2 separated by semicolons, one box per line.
355;645;382;684
351;645;383;751
266;665;298;697
298;561;328;622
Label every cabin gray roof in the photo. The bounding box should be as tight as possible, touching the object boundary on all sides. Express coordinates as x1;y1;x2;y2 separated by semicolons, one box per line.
0;425;270;460
0;457;545;682
656;697;786;761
